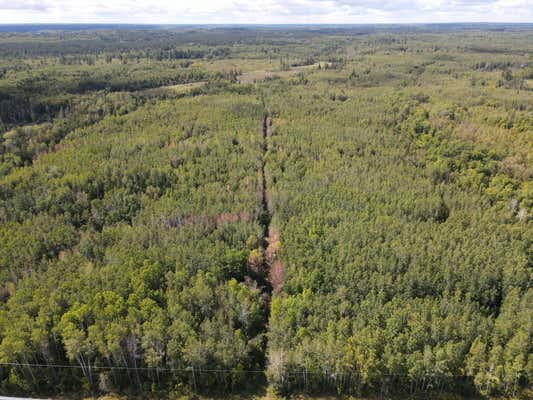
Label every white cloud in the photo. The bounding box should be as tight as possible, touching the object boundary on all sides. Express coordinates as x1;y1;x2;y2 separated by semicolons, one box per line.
0;0;531;23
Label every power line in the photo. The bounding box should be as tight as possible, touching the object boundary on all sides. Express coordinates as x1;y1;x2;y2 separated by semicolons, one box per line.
0;362;261;373
0;362;470;378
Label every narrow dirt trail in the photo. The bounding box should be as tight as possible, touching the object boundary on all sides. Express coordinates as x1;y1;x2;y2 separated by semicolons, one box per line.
266;227;284;294
258;114;284;295
258;115;271;241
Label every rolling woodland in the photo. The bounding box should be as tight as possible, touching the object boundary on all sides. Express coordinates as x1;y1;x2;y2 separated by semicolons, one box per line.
0;25;531;398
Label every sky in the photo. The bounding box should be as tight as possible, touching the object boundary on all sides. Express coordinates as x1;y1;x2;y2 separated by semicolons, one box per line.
0;0;532;24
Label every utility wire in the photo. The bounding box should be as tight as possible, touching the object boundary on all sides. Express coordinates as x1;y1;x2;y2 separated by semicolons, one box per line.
0;362;470;377
0;362;262;373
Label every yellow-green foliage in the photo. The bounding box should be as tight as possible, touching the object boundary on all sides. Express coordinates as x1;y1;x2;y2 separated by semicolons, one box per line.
0;26;531;398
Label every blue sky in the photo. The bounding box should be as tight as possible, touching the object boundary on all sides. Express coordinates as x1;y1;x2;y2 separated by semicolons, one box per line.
1;0;532;24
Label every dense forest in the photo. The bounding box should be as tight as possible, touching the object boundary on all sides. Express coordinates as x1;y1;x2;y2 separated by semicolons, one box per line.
0;25;531;399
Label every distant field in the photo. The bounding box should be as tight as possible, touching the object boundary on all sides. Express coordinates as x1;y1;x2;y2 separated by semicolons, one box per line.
137;81;208;96
238;63;320;83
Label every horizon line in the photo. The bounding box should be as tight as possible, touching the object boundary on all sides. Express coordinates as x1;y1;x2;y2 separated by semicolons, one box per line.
1;22;533;26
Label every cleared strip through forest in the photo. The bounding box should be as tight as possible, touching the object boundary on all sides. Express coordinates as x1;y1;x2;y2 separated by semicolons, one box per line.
254;113;274;299
259;114;271;242
257;112;284;302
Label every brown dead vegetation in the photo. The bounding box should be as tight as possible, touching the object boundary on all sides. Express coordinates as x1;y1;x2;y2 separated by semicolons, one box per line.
266;227;284;294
